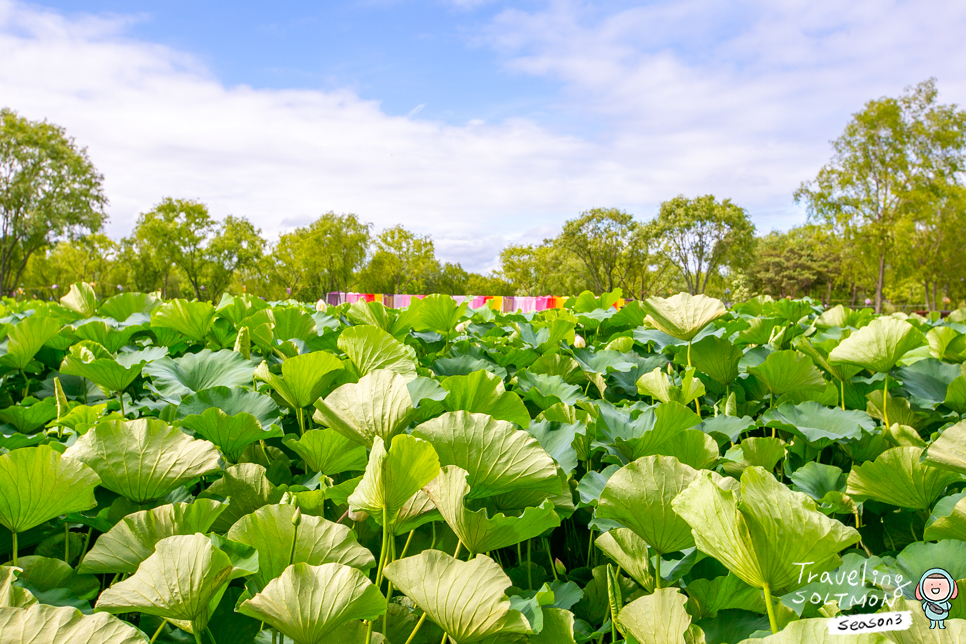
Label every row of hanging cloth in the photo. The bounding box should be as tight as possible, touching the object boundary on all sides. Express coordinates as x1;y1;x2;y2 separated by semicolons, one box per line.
324;293;626;313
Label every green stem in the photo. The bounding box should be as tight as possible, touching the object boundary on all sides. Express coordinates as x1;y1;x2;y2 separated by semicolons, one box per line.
118;391;125;417
399;530;414;561
440;631;449;644
687;341;692;368
383;530;397;635
883;374;890;429
206;627;218;644
64;523;70;563
453;540;462;559
526;539;532;589
586;528;595;567
192;625;204;644
149;619;168;644
296;407;306;435
405;614;428;644
763;583;779;634
544;537;557;581
840;379;846;410
375;508;390;587
11;531;17;566
654;553;662;590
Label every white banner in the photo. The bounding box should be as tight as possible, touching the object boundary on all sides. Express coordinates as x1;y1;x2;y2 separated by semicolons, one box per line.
827;612;912;635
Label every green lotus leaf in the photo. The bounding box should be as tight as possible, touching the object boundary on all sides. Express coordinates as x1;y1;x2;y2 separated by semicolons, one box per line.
735;617;888;644
176;386;279;429
283;428;367;475
0;445;99;538
312;369;416;447
383;550;531;644
150;299;216;342
529;608;578;644
927;326;966;362
412;411;558;498
762;402;875;449
721;437;787;477
697;415;755;444
923;419;966;475
199;463;286;532
78;500;227;575
690;334;743;385
267;307;318;343
59;341;143;394
425;465;561;556
70;320;145;354
237;562;385;644
95;533;248;633
433;355;509;380
944;371;966;415
598;455;700;555
0;566;36;608
0;603;149;644
643;429;720;470
672;466;861;595
571;348;634;395
338;325;418;382
747;350;826;399
846;446;960;509
0;315;63;371
146;349;256;402
228;503;374;592
923;494;966;541
347;434;440;524
609;402;701;462
12;555;98;605
894;358;959;408
515;319;576;353
515;370;586;410
0;397;56;433
828;317;926;374
793;336;864;384
685;573;765;619
530;353;585;385
99;292;161;323
641;293;728;342
413;293;468;337
525;419;581;474
440;370;531;428
59;282;98;318
254;351;344;410
178;408;282;463
789;462;847;503
637;366;706;405
64;418;222;503
876;596;966;644
617;588;693;644
594;528;655;591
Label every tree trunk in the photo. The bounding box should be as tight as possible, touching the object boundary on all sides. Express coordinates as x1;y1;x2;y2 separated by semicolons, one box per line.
933;282;939;311
850;283;857;307
825;281;832;307
875;253;885;314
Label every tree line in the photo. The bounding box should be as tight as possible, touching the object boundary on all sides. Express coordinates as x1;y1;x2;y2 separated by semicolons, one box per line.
2;78;964;313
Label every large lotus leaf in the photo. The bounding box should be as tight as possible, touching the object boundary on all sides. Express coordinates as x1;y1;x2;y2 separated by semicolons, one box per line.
828;317;925;374
176;386;279;429
793;337;863;383
895;358;960;408
440;370;531;429
923;419;966;475
413;293;468;337
594;528;655;591
515;319;576;353
150;299;216;342
0;445;100;534
877;596;966;644
636;367;706;405
70;320;145;354
412;411;558;498
433;355;509;380
762;402;875;449
525;419;581;474
735;618;888;644
255;351;344;410
238;563;384;644
690;334;743;385
846;446;960;509
0;604;149;644
146;349;256;401
572;348;634;395
59;342;142;393
672;467;861;594
0;566;36;608
686;573;765;619
698;415;755;444
789;462;847;502
95;534;244;632
609;402;701;462
425;466;561;555
515;370;586;409
0;315;63;370
64;418;222;503
598;455;700;555
927;326;966;362
313;369;416;447
78;500;227;575
348;434;440;524
747;350;826;398
214;293;269;326
642;293;727;342
529;608;578;644
636;428;719;471
178;408;282;463
945;373;966;415
383;550;531;644
199;463;286;532
721;437;787;477
924;494;966;541
338;325;418;382
59;282;98;317
99;292;161;322
0;397;57;433
617;588;692;644
283;428;367;475
267;307;318;343
228;504;374;592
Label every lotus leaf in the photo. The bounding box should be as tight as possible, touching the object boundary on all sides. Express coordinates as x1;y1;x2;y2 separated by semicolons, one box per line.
99;292;161;322
64;418;222;503
923;419;966;475
515;370;585;409
0;603;149;643
762;402;875;448
199;463;286;532
608;401;701;462
617;588;693;644
829;317;926;374
594;529;654;591
846;446;960;509
690;334;743;385
747;350;826;400
283;428;367;475
70;321;145;354
178;408;282;462
150;299;216;342
254;351;344;410
338;325;418;382
313;369;416;447
0;315;63;371
641;293;727;342
60;341;143;395
735;617;888;644
440;370;531;428
146;349;256;401
0;397;56;433
348;434;440;524
637;366;706;405
382;550;531;644
412;411;558;498
176;386;279;429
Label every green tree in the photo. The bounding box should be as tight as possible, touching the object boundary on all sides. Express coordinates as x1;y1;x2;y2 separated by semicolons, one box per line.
557;208;637;293
466;272;516;296
653;194;756;294
23;234;123;300
0;109;107;295
360;225;436;294
426;262;469;295
205;215;265;300
748;225;840;301
795;79;966;313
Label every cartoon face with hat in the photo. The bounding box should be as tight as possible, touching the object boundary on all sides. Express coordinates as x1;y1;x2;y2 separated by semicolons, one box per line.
916;568;958;629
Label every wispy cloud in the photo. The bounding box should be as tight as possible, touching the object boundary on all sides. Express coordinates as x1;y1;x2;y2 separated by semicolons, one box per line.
1;0;964;273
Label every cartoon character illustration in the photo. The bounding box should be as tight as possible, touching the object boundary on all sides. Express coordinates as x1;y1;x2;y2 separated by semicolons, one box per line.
915;568;958;629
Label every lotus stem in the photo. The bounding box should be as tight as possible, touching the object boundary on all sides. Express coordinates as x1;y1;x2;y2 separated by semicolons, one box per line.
586;528;595;567
840;379;846;410
399;530;414;561
654;553;661;590
383;532;397;634
762;583;779;634
10;530;16;566
192;625;204;644
544;538;557;581
149;619;167;644
64;523;70;563
296;407;306;435
882;374;889;429
526;540;532;589
118;392;125;417
404;614;428;644
440;631;450;644
206;627;218;644
375;508;390;587
453;540;462;559
687;341;692;368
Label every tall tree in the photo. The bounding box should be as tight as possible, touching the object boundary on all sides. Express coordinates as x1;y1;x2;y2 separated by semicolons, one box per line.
0;109;107;295
557;208;637;293
205;215;265;300
360;225;436;294
748;225;839;301
653;194;756;294
795;79;966;313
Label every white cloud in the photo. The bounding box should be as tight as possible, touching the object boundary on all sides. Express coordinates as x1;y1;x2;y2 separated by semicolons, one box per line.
1;0;965;272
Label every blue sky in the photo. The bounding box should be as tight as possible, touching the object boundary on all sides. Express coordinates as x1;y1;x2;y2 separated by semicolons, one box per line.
3;0;966;271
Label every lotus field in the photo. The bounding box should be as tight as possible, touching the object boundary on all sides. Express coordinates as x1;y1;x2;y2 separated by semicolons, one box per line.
4;284;966;643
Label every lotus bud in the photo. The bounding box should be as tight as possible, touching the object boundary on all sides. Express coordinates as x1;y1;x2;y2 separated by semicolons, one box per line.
574;334;586;348
455;320;470;334
554;558;567;576
348;509;369;523
291;506;302;528
316;299;327;312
